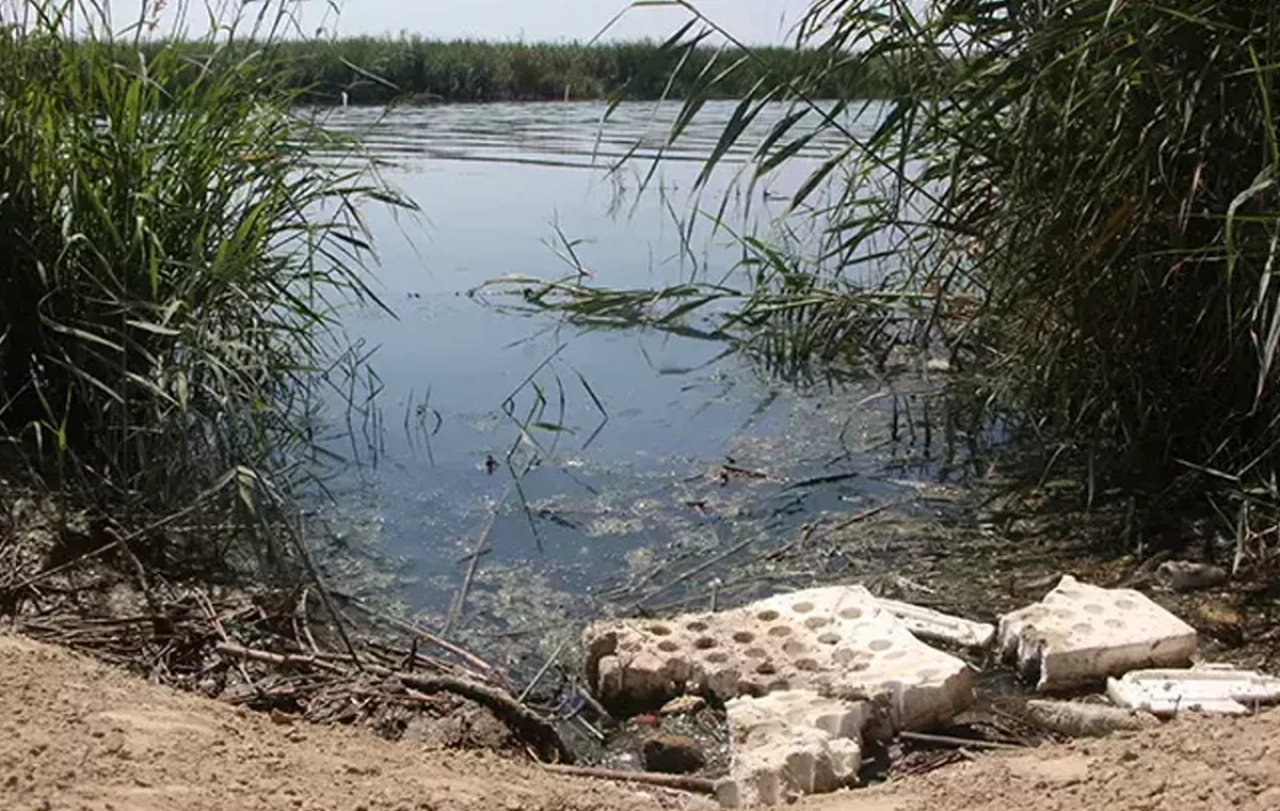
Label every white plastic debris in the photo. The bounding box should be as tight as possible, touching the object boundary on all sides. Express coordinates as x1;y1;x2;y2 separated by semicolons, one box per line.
716;690;868;808
997;575;1197;691
875;597;996;649
1107;665;1280;717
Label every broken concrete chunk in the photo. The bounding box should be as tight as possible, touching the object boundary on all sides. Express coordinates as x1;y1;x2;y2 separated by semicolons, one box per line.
1154;560;1229;592
1023;699;1159;737
1107;666;1280;717
716;691;867;808
584;585;974;732
997;575;1197;692
875;597;996;649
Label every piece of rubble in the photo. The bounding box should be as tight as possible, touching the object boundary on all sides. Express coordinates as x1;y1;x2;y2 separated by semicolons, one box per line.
925;357;952;373
659;695;708;716
875;597;995;648
1023;699;1159;737
641;734;707;774
1154;560;1229;592
997;575;1197;691
584;585;974;731
1107;665;1280;717
716;690;867;808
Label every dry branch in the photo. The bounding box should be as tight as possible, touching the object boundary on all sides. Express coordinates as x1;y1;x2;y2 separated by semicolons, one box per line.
899;730;1023;750
215;642;345;673
541;763;717;795
395;671;571;764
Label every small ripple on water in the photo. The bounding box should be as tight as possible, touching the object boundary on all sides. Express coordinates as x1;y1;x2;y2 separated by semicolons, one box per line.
309;98;882;169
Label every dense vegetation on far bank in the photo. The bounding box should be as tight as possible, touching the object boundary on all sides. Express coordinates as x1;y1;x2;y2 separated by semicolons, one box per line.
135;36;898;104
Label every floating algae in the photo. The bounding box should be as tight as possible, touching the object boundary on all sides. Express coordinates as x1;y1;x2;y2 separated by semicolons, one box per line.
585;515;646;538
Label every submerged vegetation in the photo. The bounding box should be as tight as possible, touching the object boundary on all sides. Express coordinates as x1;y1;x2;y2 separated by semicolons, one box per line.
511;0;1280;564
0;0;410;568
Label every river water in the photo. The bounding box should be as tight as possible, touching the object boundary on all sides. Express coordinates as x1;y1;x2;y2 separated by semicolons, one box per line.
307;100;976;676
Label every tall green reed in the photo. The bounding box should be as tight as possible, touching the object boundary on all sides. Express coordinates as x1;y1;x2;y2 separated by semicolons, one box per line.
552;0;1280;553
0;0;411;565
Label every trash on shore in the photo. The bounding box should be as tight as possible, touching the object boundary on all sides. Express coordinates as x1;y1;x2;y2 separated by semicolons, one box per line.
1107;665;1280;717
584;584;976;733
582;575;1280;806
996;575;1198;692
717;690;868;808
875;596;996;649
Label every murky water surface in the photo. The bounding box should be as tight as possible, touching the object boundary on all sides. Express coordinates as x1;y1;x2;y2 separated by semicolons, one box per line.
309;100;977;676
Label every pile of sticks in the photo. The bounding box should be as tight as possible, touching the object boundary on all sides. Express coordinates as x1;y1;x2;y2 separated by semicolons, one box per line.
4;558;573;763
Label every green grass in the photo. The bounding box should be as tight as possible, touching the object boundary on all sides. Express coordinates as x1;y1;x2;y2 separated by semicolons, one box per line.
0;0;411;567
123;35;900;105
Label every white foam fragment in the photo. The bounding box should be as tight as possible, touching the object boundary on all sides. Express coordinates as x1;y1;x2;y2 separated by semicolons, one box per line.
875;597;996;649
997;575;1197;691
1108;666;1280;717
716;691;867;808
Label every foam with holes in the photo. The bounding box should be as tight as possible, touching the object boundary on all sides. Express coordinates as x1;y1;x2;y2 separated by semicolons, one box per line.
584;585;974;732
997;575;1198;692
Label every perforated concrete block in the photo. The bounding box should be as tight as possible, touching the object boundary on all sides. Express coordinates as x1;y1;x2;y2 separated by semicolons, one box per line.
1107;665;1280;716
997;575;1198;692
584;585;974;731
715;691;867;808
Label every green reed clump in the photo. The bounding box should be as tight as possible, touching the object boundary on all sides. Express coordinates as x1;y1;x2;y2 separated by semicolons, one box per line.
0;0;409;556
127;35;895;105
848;0;1280;488
561;1;1280;552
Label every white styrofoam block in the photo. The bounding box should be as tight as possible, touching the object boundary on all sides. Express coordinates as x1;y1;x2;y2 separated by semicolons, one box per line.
1107;666;1280;717
749;586;975;732
585;585;975;733
997;575;1198;691
875;597;996;649
716;691;867;808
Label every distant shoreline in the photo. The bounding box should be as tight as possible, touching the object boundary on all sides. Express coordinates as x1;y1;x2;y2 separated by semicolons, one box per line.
124;36;898;105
